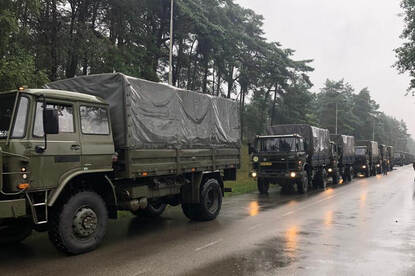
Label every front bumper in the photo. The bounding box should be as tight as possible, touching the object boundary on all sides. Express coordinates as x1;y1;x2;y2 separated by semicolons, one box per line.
0;199;26;219
250;171;304;180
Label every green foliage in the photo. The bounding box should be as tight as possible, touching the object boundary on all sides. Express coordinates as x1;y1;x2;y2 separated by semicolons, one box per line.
0;0;412;152
396;0;415;92
0;50;49;90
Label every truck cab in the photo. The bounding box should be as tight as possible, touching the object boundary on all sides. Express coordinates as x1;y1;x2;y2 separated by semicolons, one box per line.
249;134;309;194
0;88;114;243
354;146;370;177
326;141;341;185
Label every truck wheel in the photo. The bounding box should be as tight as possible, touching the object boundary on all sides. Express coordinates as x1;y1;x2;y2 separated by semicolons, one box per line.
348;167;354;182
182;178;222;221
332;172;339;185
0;218;32;245
131;199;167;218
297;175;308;194
319;170;327;189
257;178;270;194
48;191;108;255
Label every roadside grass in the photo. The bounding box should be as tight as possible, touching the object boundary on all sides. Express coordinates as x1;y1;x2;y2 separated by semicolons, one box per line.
224;144;257;197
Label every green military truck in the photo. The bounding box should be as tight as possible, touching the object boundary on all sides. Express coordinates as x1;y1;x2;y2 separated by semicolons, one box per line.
378;144;387;174
386;146;394;171
329;134;355;183
249;124;331;194
0;73;240;254
353;140;380;177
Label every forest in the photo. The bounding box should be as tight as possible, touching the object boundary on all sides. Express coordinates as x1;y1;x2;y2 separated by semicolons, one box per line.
0;0;414;152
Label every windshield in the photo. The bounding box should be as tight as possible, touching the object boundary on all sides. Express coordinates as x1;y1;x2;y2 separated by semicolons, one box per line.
0;93;29;139
355;148;367;155
259;137;304;152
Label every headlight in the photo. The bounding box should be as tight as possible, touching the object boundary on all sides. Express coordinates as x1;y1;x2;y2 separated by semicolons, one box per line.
377;164;380;168
21;167;27;172
328;168;333;173
362;165;366;169
251;172;257;178
22;173;28;180
252;156;259;162
290;172;296;178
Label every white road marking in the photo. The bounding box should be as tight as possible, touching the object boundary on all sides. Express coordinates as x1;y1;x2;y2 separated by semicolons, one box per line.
195;239;223;252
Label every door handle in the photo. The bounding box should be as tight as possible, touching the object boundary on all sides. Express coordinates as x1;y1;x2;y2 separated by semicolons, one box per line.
71;144;81;151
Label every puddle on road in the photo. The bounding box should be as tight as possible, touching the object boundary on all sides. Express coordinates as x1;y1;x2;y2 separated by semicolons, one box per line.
188;230;315;275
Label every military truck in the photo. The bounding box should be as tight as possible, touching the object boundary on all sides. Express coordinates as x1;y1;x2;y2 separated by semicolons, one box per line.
329;134;355;183
249;124;330;194
378;144;387;174
386;146;394;171
0;73;240;254
353;140;380;177
327;141;341;185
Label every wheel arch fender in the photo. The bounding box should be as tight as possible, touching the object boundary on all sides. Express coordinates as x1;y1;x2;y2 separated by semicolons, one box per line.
48;170;118;219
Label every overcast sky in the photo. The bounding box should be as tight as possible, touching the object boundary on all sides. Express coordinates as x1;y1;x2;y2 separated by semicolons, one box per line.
235;0;415;136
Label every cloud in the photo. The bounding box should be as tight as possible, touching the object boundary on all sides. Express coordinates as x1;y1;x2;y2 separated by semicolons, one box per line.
236;0;414;136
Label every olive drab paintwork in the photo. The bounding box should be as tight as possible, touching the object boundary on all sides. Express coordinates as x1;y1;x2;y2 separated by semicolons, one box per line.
0;87;240;253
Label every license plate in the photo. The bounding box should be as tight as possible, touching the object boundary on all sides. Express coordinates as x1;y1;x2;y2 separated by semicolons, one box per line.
260;162;272;166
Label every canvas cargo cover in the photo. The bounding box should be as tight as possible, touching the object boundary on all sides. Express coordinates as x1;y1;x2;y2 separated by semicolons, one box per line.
357;140;379;158
266;124;330;156
46;73;241;149
330;134;355;158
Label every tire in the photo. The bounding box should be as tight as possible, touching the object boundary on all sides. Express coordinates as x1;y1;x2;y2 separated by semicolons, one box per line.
317;170;327;189
0;218;32;245
257;178;270;194
131;199;167;218
182;178;222;221
332;172;339;185
348;167;354;182
297;174;308;194
48;191;108;255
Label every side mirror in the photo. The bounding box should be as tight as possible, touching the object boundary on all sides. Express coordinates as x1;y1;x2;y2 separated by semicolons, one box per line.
43;109;59;135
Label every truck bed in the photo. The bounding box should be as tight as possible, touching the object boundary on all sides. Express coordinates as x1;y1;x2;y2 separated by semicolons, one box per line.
116;147;240;179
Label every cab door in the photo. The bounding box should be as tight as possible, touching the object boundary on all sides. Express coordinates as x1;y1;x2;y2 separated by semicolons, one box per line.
30;100;82;189
78;103;114;172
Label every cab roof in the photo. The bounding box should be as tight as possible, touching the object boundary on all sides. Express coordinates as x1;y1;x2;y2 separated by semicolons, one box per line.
0;88;107;105
257;134;303;139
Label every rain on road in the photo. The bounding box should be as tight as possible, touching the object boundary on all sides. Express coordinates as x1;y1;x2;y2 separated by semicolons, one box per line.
1;166;415;275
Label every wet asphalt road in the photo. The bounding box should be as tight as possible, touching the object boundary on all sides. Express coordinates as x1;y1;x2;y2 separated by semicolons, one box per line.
2;166;415;275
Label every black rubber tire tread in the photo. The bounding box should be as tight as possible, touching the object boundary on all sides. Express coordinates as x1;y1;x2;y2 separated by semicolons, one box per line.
297;174;308;194
131;201;167;218
48;191;108;255
182;178;222;222
182;203;201;220
319;170;328;189
0;218;32;245
257;178;270;194
332;172;339;185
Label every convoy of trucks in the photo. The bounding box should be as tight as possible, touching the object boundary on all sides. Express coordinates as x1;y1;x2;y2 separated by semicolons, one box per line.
0;73;240;254
250;124;407;195
0;75;412;255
